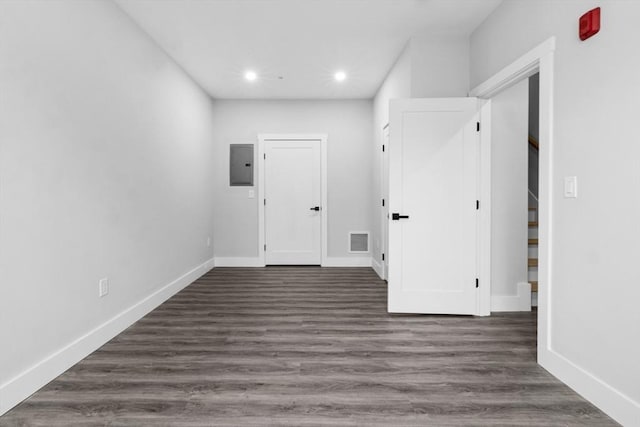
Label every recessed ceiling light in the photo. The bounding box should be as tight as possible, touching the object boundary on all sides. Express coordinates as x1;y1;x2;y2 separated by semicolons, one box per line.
334;71;347;82
244;70;257;82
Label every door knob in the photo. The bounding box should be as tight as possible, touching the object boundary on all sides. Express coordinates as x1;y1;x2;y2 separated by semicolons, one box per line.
310;206;321;211
392;213;409;220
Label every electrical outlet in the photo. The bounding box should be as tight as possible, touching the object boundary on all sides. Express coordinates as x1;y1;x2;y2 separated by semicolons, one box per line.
99;278;109;297
207;236;211;247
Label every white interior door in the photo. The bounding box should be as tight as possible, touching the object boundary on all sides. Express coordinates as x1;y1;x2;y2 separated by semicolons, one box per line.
264;140;321;265
388;98;483;315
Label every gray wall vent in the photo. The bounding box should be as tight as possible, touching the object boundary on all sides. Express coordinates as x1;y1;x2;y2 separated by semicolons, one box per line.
349;232;369;253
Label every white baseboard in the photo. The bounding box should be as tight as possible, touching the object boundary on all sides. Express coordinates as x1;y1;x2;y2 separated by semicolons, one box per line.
491;282;531;312
540;348;640;427
371;258;384;279
323;257;372;267
213;257;372;268
0;258;214;416
214;257;264;267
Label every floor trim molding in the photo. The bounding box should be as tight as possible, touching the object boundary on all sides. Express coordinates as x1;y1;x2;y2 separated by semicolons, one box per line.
0;258;214;416
323;257;372;267
371;258;384;280
490;282;531;312
213;257;264;267
213;257;372;268
541;348;640;427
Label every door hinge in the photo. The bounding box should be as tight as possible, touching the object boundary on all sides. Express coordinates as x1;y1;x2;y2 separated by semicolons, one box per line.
476;122;480;132
476;278;479;288
382;253;385;261
382;199;385;207
264;244;266;251
264;199;266;205
476;200;480;210
382;144;385;152
264;153;266;159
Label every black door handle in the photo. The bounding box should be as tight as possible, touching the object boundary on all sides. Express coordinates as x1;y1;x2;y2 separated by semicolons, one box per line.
310;206;321;211
392;213;409;220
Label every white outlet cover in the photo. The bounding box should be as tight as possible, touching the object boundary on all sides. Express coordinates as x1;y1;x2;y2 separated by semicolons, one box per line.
207;237;211;247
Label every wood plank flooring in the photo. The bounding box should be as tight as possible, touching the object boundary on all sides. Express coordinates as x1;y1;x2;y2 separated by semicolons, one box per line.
1;267;617;426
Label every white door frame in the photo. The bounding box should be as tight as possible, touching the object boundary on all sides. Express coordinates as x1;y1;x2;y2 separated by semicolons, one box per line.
469;37;555;359
380;123;390;280
258;134;328;266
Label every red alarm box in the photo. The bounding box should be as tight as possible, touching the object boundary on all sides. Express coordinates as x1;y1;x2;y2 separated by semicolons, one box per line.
579;7;600;41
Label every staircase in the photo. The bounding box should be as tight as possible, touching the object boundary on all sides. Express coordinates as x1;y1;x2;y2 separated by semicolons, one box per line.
528;205;538;292
528;135;539;295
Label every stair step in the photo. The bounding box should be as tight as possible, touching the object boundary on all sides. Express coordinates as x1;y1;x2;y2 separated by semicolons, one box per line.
528;238;539;245
528;221;538;227
530;281;538;292
528;258;538;267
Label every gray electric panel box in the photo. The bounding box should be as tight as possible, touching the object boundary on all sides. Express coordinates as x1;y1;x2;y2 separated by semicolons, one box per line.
229;144;254;186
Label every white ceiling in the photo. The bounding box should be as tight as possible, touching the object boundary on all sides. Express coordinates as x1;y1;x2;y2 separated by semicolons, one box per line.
115;0;502;99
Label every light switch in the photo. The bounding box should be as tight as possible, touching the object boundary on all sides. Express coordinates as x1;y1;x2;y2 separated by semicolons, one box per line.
564;176;578;198
98;278;109;297
248;190;255;198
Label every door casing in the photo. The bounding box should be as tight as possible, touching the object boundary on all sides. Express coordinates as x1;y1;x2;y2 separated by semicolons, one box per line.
258;134;328;266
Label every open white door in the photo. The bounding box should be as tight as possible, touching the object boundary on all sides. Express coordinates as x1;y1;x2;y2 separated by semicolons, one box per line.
388;98;485;315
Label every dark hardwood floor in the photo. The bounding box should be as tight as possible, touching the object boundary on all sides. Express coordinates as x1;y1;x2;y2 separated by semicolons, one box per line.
1;267;617;426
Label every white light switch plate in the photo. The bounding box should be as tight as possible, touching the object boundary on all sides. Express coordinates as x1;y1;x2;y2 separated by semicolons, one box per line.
564;176;578;198
248;190;255;199
99;278;109;297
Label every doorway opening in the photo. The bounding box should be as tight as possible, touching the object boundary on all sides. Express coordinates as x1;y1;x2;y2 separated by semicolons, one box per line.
470;37;555;363
489;74;538;312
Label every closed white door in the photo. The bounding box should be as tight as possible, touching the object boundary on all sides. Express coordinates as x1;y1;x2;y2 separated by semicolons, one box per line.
264;140;322;265
388;98;483;315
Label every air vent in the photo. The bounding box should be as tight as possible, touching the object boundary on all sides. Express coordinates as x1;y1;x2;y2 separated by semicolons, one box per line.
349;232;369;253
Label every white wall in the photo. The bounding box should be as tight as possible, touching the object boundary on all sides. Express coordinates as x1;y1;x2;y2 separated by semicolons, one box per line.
410;34;470;98
472;1;640;424
490;79;530;310
371;35;470;276
371;46;412;274
211;100;372;263
528;73;540;141
0;0;215;414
